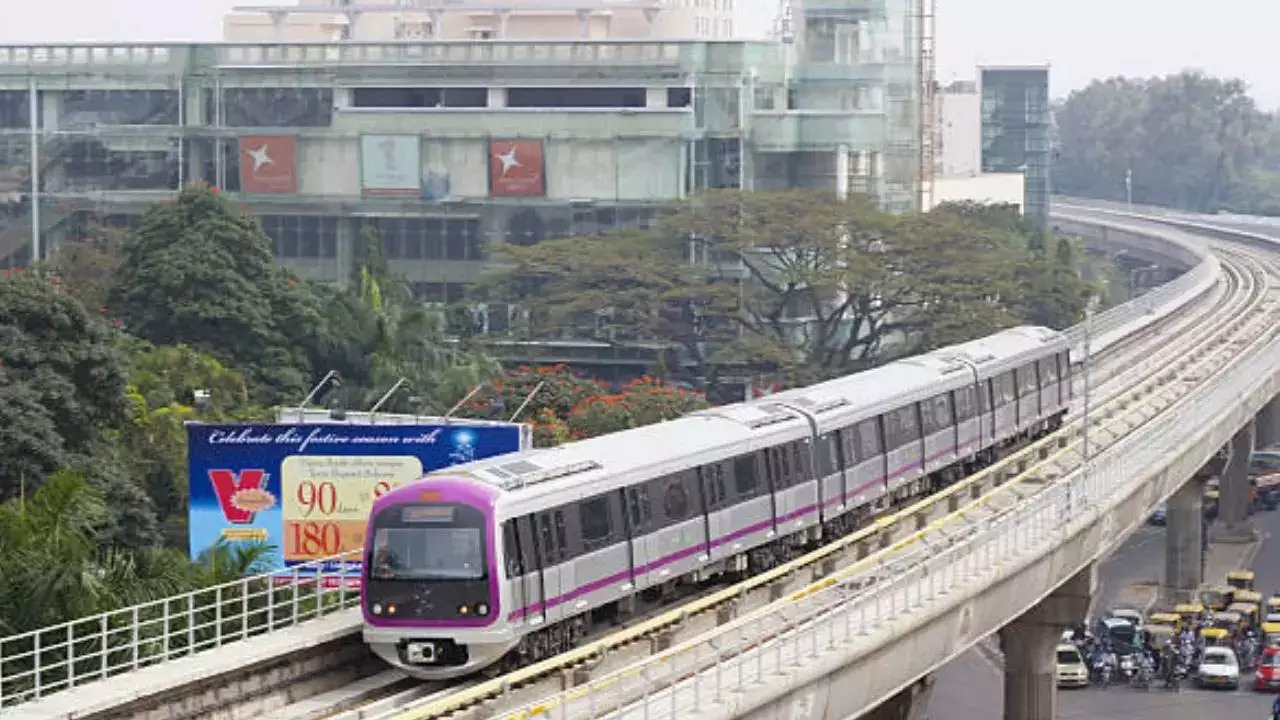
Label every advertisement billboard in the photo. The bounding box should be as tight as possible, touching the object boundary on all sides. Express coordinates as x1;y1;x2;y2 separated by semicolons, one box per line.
187;422;525;573
489;139;546;197
238;135;297;194
360;134;421;197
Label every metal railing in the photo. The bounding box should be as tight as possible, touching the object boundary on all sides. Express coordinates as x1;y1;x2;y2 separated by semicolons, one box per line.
499;272;1280;720
0;550;362;708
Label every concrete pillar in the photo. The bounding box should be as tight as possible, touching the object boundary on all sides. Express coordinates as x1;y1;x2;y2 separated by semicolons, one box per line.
1214;421;1257;542
1163;478;1203;604
863;676;933;720
1256;396;1280;450
1001;564;1094;720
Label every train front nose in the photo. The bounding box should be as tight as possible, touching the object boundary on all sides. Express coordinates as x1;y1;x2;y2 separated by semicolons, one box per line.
362;492;503;674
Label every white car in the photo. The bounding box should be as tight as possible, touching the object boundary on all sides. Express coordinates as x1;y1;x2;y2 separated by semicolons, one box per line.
1055;644;1089;688
1197;646;1241;689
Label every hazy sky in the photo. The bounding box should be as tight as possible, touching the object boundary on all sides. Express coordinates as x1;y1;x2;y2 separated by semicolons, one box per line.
1;0;1276;109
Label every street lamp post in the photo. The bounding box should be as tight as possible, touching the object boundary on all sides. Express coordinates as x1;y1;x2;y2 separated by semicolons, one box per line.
1125;168;1133;210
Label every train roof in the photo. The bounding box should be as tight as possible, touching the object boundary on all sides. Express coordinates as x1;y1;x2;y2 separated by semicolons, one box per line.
421;326;1068;514
430;403;811;515
757;326;1068;431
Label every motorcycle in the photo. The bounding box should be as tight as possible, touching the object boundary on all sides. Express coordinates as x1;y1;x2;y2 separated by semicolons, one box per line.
1094;658;1113;689
1131;662;1152;690
1165;663;1185;692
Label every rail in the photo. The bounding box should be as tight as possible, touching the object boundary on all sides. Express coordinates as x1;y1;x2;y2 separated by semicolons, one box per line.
0;550;363;707
382;231;1242;719
482;248;1277;719
0;207;1220;711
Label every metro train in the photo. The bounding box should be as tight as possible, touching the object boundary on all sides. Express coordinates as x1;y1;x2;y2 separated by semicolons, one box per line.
361;326;1074;679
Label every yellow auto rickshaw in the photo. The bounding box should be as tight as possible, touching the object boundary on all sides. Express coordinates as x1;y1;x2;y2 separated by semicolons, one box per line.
1227;570;1256;591
1176;602;1205;626
1202;585;1235;611
1213;610;1243;633
1263;621;1280;648
1236;589;1263;606
1201;626;1231;646
1267;596;1280;614
1229;601;1261;628
1149;612;1182;633
1146;623;1177;650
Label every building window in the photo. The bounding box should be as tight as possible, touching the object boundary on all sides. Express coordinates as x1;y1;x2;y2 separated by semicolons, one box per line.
61;90;179;126
0;91;29;129
216;88;333;128
49;138;179;192
259;215;340;258
369;217;482;261
409;282;470;303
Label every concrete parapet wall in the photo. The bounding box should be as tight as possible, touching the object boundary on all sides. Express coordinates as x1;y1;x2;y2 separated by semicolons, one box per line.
8;612;371;720
702;334;1280;720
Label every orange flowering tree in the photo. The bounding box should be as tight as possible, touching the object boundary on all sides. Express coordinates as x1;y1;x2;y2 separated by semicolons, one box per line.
454;367;710;446
566;376;710;440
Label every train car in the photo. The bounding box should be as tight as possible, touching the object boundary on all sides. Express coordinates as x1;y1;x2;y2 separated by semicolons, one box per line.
362;326;1072;679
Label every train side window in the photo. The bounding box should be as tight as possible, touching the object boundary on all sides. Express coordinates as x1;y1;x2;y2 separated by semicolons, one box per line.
1016;366;1036;395
503;521;523;577
818;433;837;476
794;442;810;482
661;473;692;521
926;394;952;433
841;425;859;465
978;380;992;413
733;454;757;496
953;387;974;421
857;419;881;460
998;373;1016;404
714;463;727;500
1039;358;1058;385
887;405;919;449
779;445;793;485
580;496;612;549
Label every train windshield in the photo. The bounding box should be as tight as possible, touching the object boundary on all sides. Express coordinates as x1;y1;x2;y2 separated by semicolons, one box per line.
368;504;487;581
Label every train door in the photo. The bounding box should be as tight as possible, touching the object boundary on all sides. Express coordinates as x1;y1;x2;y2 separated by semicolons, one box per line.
514;515;545;622
549;509;575;616
626;486;654;590
503;521;530;626
695;465;717;559
535;512;563;624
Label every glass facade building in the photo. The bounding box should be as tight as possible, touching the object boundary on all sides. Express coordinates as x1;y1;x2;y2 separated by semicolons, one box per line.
0;29;921;311
979;66;1049;228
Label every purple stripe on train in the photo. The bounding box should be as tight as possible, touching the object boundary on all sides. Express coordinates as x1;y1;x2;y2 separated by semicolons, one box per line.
503;436;986;622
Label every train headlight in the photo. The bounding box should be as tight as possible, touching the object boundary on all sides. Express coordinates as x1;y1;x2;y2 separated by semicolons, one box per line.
475;603;489;616
372;603;383;615
387;604;397;615
457;604;470;615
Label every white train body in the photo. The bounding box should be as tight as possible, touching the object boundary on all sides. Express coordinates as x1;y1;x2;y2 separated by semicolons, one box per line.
362;326;1072;677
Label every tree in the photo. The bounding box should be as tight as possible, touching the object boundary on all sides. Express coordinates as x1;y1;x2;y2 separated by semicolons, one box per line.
43;225;127;312
1055;72;1271;212
485;190;1068;386
565;376;710;439
0;269;129;500
108;183;328;403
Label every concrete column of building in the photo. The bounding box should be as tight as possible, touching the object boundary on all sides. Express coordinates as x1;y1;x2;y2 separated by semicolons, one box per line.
863;676;933;720
835;144;850;200
487;87;507;108
1256;396;1280;450
1214;420;1258;542
1001;564;1095;720
1163;478;1204;604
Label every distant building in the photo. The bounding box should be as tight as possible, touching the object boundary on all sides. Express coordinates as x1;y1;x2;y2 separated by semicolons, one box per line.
979;65;1050;228
937;80;979;177
223;0;747;42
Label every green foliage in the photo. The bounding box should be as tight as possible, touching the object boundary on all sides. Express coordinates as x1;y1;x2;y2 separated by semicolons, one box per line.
484;191;1092;387
108;183;327;403
0;269;129;500
1054;72;1273;213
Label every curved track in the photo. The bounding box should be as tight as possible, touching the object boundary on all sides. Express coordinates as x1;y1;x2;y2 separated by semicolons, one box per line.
281;221;1257;720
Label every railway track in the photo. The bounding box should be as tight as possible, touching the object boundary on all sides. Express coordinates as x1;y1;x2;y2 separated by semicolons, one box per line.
273;231;1251;720
464;242;1280;719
